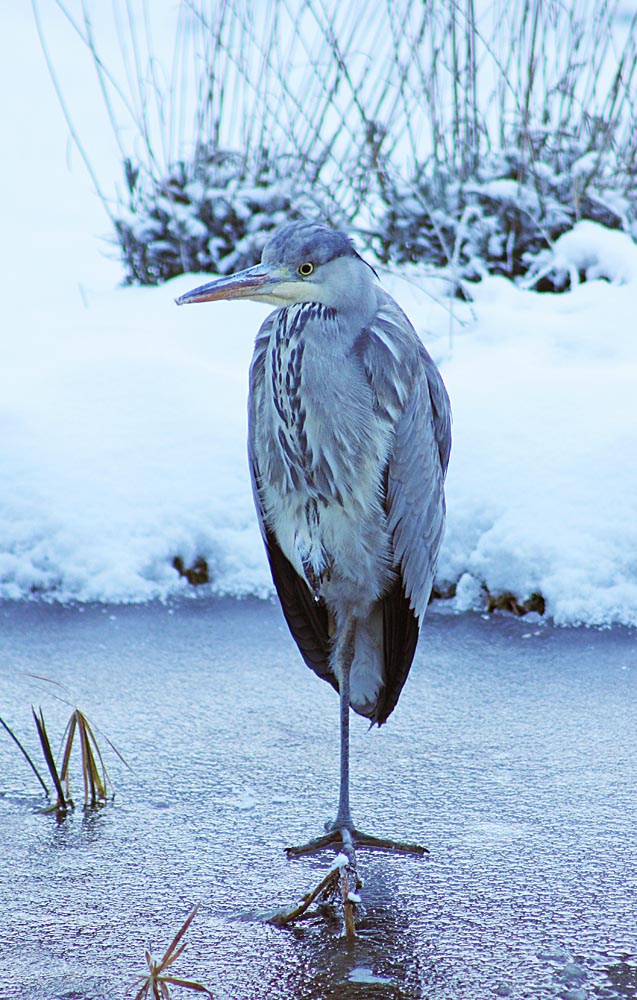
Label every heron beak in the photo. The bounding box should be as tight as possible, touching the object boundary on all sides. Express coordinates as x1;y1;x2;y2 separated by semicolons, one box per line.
174;263;287;306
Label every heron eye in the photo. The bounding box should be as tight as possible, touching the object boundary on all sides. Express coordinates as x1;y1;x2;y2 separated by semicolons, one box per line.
298;262;314;276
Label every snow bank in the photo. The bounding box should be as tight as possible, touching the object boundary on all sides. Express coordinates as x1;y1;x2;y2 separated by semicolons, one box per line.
438;224;637;626
0;283;271;602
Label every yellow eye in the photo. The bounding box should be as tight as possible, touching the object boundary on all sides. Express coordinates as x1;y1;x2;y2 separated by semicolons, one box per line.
298;262;314;276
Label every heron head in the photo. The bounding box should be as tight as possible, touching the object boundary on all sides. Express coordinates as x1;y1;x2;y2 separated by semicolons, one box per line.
175;220;378;313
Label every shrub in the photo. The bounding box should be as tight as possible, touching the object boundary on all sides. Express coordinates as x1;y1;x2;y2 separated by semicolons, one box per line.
115;148;332;284
38;0;637;289
375;136;637;287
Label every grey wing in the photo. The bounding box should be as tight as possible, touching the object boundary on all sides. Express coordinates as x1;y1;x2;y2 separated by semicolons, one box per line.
359;295;451;622
388;347;450;619
355;296;450;724
247;315;336;691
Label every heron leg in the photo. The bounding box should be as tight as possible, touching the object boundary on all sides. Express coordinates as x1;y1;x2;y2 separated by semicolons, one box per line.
286;614;428;859
331;618;355;833
286;616;355;858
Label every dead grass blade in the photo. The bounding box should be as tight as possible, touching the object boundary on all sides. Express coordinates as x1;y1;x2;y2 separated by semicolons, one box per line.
31;707;72;814
132;905;213;1000
59;709;115;809
27;671;132;777
0;715;50;796
3;699;125;815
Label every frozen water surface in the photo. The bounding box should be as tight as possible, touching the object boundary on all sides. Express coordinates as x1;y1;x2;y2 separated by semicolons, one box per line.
1;600;636;999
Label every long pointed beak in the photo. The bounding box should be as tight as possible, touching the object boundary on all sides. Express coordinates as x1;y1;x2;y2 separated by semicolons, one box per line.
174;263;285;306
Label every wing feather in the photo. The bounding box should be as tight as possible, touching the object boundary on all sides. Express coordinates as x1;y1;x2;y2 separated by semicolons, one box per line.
359;296;451;621
248;314;336;690
357;296;451;721
374;577;419;725
260;517;336;689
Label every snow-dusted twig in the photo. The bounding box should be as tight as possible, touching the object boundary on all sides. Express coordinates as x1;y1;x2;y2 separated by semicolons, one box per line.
269;840;361;937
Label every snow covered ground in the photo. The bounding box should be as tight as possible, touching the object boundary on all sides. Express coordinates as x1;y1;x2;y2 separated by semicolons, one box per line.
2;5;637;625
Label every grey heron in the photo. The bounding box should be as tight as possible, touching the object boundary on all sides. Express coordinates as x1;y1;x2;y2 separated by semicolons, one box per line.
176;221;451;856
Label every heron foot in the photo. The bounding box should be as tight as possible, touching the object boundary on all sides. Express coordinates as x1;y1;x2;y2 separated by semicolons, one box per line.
285;825;428;858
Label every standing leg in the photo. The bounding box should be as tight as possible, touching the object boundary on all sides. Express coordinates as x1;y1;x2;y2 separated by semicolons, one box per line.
331;616;355;833
286;611;427;857
286;614;357;857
